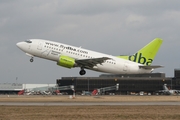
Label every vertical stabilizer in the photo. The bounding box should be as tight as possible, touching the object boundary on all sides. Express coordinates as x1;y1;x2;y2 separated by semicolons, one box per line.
117;38;163;66
163;84;169;90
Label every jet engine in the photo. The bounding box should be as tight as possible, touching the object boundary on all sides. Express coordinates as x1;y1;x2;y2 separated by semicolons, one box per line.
57;55;77;68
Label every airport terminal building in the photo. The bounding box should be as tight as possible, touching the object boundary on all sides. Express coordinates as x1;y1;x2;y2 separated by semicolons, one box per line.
1;69;180;95
56;69;180;95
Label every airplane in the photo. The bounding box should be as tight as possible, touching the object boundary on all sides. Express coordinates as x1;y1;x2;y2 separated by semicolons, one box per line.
16;38;163;75
157;84;180;95
41;91;51;95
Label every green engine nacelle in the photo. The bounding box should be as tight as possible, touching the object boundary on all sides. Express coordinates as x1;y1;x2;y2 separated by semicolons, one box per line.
57;56;76;68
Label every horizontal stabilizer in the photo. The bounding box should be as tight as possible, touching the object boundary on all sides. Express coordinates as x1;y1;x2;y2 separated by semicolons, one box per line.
139;65;163;69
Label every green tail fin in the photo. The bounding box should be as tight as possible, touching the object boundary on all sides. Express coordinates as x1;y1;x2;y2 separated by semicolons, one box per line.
117;38;163;66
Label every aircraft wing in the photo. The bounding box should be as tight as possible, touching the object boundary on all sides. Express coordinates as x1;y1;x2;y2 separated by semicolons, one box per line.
75;57;110;68
174;90;180;93
156;90;170;95
157;90;166;93
139;65;163;69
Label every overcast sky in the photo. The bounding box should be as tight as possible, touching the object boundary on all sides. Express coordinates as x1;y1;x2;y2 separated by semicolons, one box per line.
0;0;180;84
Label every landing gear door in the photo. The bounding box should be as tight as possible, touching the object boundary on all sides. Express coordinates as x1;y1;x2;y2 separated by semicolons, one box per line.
37;42;42;50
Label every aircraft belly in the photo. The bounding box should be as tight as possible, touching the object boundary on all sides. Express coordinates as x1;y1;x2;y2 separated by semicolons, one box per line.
90;62;152;74
138;68;152;74
115;62;140;74
45;54;59;61
94;64;121;74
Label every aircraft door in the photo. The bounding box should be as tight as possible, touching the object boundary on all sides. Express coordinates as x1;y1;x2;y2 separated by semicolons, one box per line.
41;49;51;58
123;62;129;73
37;42;42;50
28;44;31;50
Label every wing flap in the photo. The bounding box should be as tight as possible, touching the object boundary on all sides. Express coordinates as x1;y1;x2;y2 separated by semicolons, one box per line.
75;57;110;68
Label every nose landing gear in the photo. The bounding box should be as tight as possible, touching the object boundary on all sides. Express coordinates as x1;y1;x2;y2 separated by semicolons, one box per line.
30;57;34;62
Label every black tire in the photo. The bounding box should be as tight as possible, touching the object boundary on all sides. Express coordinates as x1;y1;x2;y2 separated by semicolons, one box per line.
79;69;86;75
30;58;33;62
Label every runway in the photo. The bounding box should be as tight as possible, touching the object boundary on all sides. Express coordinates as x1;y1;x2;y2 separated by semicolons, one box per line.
1;101;180;106
1;95;180;106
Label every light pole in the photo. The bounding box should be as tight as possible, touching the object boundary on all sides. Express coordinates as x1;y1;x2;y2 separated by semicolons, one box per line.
88;78;89;92
171;78;172;90
16;77;18;84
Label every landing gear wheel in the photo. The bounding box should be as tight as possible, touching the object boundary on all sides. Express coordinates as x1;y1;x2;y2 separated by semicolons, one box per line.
79;69;86;75
30;58;34;62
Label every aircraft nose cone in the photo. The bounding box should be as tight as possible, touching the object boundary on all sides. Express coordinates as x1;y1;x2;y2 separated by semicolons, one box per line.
16;42;26;51
16;42;23;49
16;42;21;48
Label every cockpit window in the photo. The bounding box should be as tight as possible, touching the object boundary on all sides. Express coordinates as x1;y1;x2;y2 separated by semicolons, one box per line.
25;39;32;43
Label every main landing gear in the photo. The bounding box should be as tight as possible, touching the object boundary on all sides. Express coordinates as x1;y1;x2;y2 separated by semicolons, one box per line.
30;57;34;62
79;68;86;75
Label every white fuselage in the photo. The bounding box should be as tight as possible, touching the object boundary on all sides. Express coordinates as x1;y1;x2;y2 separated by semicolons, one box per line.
16;39;152;74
